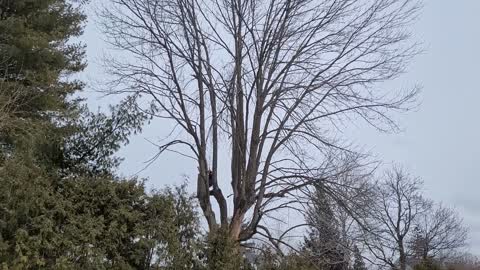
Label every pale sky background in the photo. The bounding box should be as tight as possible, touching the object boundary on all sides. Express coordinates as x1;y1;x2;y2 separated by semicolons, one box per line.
79;1;480;254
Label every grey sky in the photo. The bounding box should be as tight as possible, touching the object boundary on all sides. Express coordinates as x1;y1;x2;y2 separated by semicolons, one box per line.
80;0;480;254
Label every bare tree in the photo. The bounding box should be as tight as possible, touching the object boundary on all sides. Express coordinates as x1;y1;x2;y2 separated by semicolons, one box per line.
99;0;421;242
362;167;430;270
409;204;468;261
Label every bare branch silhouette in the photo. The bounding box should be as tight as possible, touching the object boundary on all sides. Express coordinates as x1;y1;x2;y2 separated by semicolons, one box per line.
100;0;422;241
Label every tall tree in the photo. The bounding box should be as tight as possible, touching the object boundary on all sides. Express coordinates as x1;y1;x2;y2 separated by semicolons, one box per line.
0;1;187;268
100;0;422;244
0;1;89;266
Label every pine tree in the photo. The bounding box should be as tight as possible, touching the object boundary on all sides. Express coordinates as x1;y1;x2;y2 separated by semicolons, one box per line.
0;0;87;166
409;225;429;261
0;1;188;269
413;259;442;270
303;185;348;270
0;1;90;267
352;245;367;270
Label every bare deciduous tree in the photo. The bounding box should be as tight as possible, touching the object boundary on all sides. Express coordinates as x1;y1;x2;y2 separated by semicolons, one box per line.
410;204;468;261
100;0;421;242
362;167;430;270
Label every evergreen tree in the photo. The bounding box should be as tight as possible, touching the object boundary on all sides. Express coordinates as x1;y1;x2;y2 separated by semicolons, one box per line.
410;225;429;261
0;1;90;267
0;165;203;269
62;99;148;176
0;1;203;269
352;245;367;270
0;0;87;166
414;259;442;270
303;185;349;270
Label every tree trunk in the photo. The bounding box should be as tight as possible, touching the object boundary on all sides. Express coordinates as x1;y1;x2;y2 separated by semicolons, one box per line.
229;212;245;240
399;244;407;270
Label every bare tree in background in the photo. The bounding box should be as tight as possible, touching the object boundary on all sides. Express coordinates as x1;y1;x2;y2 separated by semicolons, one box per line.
100;0;421;242
362;167;430;270
409;204;468;261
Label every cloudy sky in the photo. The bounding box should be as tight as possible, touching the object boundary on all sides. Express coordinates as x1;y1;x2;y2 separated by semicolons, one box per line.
80;0;480;254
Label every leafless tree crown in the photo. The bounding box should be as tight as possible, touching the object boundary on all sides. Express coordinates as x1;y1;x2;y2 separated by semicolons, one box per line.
411;204;468;261
362;167;429;270
100;0;421;241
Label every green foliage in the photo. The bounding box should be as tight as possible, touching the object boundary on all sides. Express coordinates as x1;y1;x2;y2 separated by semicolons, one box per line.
0;1;205;269
0;158;65;269
0;0;88;167
254;247;317;270
414;259;443;270
63;98;148;175
203;228;244;270
147;185;203;270
0;164;202;269
253;247;278;270
0;0;86;77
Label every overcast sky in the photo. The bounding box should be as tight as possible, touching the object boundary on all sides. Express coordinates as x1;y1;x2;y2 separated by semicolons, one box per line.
80;0;480;254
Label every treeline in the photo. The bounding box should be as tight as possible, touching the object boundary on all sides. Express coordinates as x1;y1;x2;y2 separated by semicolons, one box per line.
0;0;199;268
0;1;478;270
270;167;476;270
